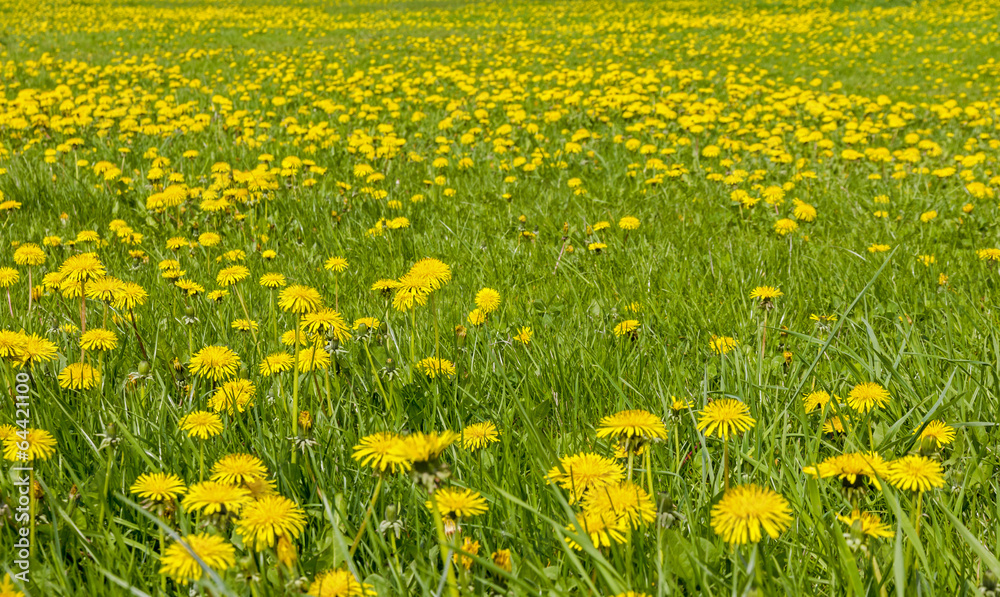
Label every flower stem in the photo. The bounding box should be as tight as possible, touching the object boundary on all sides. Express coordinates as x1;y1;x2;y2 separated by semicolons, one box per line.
349;476;382;555
292;313;301;464
430;493;459;597
723;441;730;492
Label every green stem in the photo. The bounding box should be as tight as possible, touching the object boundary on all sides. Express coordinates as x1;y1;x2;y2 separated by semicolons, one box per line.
723;441;730;492
292;313;301;464
349;476;382;555
429;493;460;597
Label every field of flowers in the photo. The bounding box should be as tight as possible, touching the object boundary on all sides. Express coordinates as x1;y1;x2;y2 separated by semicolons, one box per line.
1;0;1000;594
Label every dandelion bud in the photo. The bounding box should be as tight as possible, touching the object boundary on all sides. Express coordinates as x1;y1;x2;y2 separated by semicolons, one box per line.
138;360;151;375
184;305;195;318
455;325;467;347
298;410;313;431
919;435;939;456
356;323;368;336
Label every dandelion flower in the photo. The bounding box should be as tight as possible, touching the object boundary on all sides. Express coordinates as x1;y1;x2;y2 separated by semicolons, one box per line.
279;285;323;314
837;510;893;539
709;335;737;355
80;328;117;352
324;256;349;273
613;320;640;338
13;243;46;266
696;399;756;440
236;495;307;550
353;432;410;473
618;216;640;230
474;287;501;313
915;420;955;447
803;390;834;413
159;533;236;585
710;484;792;545
130;472;186;503
211;453;267;485
596;410;667;441
59;252;105;282
749;286;782;304
259;352;295;376
462;422;500;451
182;481;252;515
547;452;624;503
427;487;489;519
582;480;656;529
0;268;18;287
391;431;460;465
846;382;890;413
308;568;376;597
13;333;58;367
467;309;487;326
886;455;944;492
514;326;532;345
2;428;57;462
189;346;241;381
566;511;627;550
58;362;100;390
216;265;250;286
179;411;224;439
209;379;256;414
803;452;890;490
417;357;456;378
259;273;286;288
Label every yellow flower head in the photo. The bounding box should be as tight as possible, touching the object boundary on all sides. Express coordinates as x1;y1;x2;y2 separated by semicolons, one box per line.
710;484;792;545
696;399;756;440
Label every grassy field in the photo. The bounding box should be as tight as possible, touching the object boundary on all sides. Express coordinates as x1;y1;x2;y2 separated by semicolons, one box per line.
1;0;1000;595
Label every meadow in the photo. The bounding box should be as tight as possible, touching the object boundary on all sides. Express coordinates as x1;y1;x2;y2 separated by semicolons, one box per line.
1;0;1000;594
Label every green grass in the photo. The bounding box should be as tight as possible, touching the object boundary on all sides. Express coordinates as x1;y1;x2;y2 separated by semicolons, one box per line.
1;0;1000;595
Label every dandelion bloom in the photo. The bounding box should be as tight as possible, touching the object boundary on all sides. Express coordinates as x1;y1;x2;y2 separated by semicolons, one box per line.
58;362;100;390
774;218;798;235
581;480;656;529
467;309;487;326
427;487;489;519
14;333;58;368
547;452;624;503
802;452;890;490
475;287;501;313
301;309;351;342
80;328;117;352
749;286;782;302
391;431;460;465
353;432;410;473
13;243;46;266
0;268;20;287
456;537;480;570
179;411;223;439
216;265;250;286
822;416;849;435
297;345;331;372
462;421;500;451
2;428;57;462
407;257;451;291
696;399;756;440
259;352;295;377
209;379;256;414
159;533;236;585
915;420;955;447
803;390;834;413
236;495;307;550
613;320;640;338
177;280;206;296
709;335;737;355
59;252;106;282
85;276;125;302
211;453;267;485
710;484;792;545
596;410;667;441
618;216;640;230
182;481;252;515
565;511;627;550
259;272;286;288
886;455;944;492
189;346;241;381
130;472;186;503
0;330;27;358
279;285;323;314
846;382;890;413
417;357;456;378
324;256;349;272
977;248;1000;261
492;549;512;573
837;510;893;539
514;326;532;345
308;568;376;597
114;282;148;310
